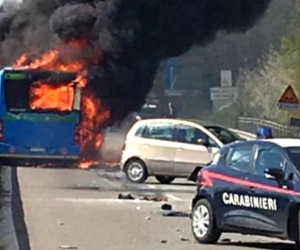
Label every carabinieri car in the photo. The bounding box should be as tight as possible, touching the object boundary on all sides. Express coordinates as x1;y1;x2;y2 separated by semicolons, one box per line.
190;138;300;245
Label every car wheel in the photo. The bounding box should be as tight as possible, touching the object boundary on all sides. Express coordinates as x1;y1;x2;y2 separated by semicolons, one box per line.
124;159;148;183
192;199;221;244
155;176;175;184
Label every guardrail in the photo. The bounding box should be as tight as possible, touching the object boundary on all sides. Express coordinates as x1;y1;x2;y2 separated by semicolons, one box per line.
229;128;256;140
237;117;299;138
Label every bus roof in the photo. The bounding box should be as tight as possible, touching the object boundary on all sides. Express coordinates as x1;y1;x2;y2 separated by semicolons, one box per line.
0;66;30;71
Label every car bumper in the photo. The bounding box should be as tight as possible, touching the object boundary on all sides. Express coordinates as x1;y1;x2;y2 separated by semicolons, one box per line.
0;153;80;167
120;155;127;171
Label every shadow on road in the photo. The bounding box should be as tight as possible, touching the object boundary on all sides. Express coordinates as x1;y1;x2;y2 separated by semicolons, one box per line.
219;241;296;250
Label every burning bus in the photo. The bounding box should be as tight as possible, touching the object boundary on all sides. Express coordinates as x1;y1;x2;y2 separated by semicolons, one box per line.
0;67;82;167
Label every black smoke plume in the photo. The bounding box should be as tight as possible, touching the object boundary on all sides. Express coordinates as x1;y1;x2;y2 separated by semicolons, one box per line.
0;0;270;124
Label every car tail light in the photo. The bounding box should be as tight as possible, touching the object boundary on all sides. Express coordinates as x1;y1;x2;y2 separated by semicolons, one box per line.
0;120;3;141
197;170;213;187
74;124;80;145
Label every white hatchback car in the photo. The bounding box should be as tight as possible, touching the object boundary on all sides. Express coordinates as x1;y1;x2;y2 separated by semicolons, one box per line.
120;118;245;184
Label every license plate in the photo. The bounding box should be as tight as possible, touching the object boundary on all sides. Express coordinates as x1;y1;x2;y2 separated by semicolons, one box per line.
30;147;45;152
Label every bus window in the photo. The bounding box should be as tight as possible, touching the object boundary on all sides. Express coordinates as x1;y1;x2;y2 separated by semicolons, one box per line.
73;87;81;111
4;70;77;113
4;74;30;112
29;82;75;111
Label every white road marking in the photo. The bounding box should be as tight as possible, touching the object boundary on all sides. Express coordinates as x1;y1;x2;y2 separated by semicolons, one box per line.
139;183;194;192
138;184;158;190
55;198;161;204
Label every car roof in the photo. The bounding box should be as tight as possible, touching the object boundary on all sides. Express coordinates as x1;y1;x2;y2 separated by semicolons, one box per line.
135;118;224;127
134;118;246;138
226;138;300;148
186;119;225;128
261;138;300;148
135;118;191;123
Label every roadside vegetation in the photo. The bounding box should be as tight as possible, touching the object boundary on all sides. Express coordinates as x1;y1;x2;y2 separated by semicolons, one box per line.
215;0;300;125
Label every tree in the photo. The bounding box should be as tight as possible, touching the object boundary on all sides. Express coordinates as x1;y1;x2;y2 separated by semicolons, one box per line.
232;0;300;124
280;0;300;95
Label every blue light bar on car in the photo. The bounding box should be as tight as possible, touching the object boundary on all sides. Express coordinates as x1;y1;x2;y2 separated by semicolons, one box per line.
256;126;273;139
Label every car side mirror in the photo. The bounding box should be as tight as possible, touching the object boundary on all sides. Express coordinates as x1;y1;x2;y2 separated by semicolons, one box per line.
264;168;285;183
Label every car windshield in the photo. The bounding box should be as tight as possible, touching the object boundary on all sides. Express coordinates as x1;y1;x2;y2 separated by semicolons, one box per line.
204;126;241;144
285;147;300;169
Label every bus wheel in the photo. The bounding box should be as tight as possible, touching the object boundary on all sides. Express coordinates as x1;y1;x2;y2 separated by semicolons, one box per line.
124;159;148;184
155;176;175;184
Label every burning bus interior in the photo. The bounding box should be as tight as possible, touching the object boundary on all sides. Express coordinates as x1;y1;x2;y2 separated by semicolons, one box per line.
4;69;79;113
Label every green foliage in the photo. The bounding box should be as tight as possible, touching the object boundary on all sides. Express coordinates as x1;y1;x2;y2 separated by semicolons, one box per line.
281;0;300;95
232;1;300;124
209;103;241;128
236;50;292;123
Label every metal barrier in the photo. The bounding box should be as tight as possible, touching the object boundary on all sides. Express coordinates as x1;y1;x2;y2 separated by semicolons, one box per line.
237;117;299;138
229;128;256;140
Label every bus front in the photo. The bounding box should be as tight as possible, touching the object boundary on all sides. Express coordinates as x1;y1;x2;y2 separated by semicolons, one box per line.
0;68;82;167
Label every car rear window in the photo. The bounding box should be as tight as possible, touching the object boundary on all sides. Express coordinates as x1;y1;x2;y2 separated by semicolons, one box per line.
135;124;146;137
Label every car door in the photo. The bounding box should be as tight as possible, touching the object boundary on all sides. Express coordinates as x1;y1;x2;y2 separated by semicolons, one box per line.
142;121;176;175
173;123;222;176
212;144;256;229
247;144;293;234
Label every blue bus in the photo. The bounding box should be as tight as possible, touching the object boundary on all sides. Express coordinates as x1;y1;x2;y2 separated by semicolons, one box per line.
0;67;81;167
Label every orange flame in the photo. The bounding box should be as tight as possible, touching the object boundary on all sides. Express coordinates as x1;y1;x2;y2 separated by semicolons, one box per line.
30;82;75;111
13;41;110;168
14;49;88;88
79;93;110;167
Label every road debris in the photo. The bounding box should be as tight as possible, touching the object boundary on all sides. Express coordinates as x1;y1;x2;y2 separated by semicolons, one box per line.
117;193;168;202
139;194;168;202
136;206;141;211
161;203;172;210
179;235;190;242
162;210;190;217
59;245;78;249
118;193;135;200
221;238;231;243
161;240;167;244
145;216;151;220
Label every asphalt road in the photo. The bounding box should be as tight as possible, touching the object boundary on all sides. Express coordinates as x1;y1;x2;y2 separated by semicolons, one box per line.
14;167;296;250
